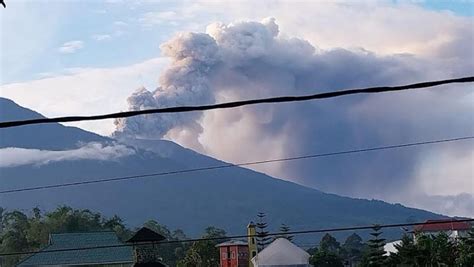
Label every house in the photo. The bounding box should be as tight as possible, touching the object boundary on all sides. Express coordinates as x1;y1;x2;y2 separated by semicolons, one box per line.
126;227;167;267
217;222;258;267
384;240;402;255
17;231;133;266
251;238;311;267
216;240;249;267
413;219;471;239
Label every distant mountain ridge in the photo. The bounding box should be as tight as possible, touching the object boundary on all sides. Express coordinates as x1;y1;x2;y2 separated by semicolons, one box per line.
0;97;445;240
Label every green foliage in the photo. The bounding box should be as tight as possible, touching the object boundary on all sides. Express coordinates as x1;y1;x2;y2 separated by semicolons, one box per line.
275;223;293;241
320;233;341;254
310;250;344;267
177;226;227;267
256;212;271;250
341;233;365;265
142;220;189;266
0;206;188;267
457;226;474;266
309;233;344;267
386;230;470;267
388;234;417;266
360;225;386;267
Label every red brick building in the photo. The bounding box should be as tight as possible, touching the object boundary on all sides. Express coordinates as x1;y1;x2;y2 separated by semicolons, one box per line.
216;240;249;267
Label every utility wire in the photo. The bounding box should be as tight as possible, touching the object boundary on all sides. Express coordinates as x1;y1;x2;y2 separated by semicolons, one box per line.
1;219;472;257
0;76;472;128
0;135;472;195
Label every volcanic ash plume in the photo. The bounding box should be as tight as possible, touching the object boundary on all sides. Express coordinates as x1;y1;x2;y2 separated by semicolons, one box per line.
114;32;219;140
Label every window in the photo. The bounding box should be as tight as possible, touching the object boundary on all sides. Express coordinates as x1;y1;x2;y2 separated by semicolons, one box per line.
252;238;255;244
252;251;257;257
222;252;227;259
231;251;236;259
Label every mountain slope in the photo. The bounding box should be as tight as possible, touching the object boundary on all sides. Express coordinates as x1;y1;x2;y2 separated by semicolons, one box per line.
0;98;108;149
0;98;444;240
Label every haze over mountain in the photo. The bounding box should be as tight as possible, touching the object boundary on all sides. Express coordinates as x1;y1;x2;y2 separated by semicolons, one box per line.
0;98;446;240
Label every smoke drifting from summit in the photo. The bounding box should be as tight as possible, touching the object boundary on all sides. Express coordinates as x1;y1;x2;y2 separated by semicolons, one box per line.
115;32;219;145
115;18;474;217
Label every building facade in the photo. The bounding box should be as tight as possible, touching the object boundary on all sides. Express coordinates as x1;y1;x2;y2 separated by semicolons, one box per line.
247;222;258;267
217;240;250;267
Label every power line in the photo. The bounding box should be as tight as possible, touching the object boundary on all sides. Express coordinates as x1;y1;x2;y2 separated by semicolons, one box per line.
0;76;472;128
1;135;472;195
1;219;472;257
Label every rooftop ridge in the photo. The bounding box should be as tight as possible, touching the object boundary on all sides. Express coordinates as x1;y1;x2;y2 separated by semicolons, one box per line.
51;230;116;235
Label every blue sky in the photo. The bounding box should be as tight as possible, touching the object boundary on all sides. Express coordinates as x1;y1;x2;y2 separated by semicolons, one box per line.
421;0;474;17
1;0;472;84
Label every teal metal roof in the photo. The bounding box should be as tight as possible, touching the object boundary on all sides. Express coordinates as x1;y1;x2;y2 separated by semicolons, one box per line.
18;231;133;266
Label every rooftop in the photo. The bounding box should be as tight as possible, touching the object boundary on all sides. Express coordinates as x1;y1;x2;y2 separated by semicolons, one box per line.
127;227;167;243
18;231;133;266
414;219;472;232
216;240;248;247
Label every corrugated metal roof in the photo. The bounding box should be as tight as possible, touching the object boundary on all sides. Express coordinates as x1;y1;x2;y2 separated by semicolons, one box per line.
414;219;471;232
216;239;248;247
18;231;133;266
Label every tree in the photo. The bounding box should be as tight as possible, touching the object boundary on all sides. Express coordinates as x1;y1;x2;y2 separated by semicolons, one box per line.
256;212;271;250
309;233;344;267
0;210;30;266
310;250;344;267
320;233;341;254
386;234;417;266
360;225;386;267
276;223;293;241
142;220;188;266
177;226;227;267
432;231;457;265
457;226;474;266
341;233;364;265
414;233;436;266
0;206;132;267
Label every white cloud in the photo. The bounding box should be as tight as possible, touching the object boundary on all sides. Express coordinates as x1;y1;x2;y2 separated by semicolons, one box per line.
139;11;181;26
399;193;474;218
114;21;128;27
113;18;473;217
0;143;135;168
186;1;473;56
415;146;474;196
0;57;169;135
92;34;112;41
58;40;84;54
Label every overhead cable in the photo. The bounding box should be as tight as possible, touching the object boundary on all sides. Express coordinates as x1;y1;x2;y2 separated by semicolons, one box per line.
1;218;472;257
0;76;472;128
1;135;472;194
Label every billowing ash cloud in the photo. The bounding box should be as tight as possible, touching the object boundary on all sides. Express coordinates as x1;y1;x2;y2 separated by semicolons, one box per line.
114;32;218;143
114;18;473;216
0;142;135;168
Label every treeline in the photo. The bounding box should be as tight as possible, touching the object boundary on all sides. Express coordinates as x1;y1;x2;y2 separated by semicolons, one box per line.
308;225;474;267
0;206;227;267
0;206;473;267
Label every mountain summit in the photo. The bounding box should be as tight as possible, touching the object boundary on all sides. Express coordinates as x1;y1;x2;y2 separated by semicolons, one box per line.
0;98;443;239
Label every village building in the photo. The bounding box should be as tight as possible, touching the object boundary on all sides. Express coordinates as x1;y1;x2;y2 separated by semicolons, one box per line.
384;240;402;255
218;222;310;267
216;240;249;267
250;238;311;267
413;219;471;239
17;231;133;266
126;227;167;267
